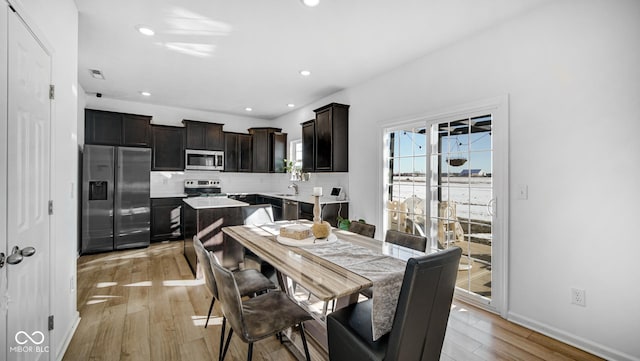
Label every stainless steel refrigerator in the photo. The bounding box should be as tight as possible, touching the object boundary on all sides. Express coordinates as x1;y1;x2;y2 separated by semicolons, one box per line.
81;145;151;254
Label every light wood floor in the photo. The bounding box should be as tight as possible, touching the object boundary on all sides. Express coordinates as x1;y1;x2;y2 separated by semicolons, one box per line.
64;241;603;361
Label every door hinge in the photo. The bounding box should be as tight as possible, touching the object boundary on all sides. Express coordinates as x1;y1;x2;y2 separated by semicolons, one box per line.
48;200;54;215
49;84;55;100
48;315;54;331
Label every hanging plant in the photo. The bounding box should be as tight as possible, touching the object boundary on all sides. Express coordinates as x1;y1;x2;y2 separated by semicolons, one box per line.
446;157;467;167
446;138;467;167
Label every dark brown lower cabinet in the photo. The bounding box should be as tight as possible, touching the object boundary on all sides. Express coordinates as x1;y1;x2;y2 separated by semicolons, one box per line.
298;202;348;228
150;197;183;241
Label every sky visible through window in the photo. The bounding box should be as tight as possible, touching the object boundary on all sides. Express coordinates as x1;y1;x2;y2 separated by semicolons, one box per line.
391;124;492;176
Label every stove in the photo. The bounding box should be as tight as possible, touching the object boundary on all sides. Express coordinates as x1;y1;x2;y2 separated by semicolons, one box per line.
184;179;225;197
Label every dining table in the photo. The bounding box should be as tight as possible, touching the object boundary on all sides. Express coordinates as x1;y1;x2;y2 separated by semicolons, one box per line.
222;221;430;357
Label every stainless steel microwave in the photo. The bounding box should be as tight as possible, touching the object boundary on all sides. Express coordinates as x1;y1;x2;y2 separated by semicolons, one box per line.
185;149;224;171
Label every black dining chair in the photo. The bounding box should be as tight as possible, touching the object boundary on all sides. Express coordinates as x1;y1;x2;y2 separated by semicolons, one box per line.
327;246;462;361
360;229;428;299
348;220;376;238
211;253;314;361
193;237;276;359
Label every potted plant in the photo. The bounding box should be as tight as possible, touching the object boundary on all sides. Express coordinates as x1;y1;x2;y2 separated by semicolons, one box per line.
337;216;351;230
283;159;302;181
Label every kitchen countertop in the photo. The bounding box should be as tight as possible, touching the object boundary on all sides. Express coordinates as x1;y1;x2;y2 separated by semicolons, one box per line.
151;192;187;198
183;197;249;209
231;192;349;205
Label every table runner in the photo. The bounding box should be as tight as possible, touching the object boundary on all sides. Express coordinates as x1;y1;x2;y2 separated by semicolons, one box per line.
299;238;407;340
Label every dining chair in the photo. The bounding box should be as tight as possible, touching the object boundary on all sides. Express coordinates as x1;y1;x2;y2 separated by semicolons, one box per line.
348;220;376;238
360;229;428;299
193;236;275;333
242;204;274;225
241;204;276;278
210;253;313;361
385;229;427;252
327;246;462;361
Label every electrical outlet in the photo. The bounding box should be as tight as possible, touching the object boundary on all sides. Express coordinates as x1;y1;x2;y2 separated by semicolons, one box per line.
517;184;528;200
571;288;586;307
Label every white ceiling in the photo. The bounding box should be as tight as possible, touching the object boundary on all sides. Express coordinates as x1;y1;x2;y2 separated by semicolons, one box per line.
77;0;549;120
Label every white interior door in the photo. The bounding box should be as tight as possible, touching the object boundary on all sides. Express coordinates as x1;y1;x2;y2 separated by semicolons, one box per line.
0;3;9;359
5;7;52;361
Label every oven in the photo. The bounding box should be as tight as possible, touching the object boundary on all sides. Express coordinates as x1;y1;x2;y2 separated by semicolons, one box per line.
184;179;225;197
185;149;224;171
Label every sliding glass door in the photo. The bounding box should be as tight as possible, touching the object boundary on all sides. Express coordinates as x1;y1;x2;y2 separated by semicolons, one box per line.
383;99;507;311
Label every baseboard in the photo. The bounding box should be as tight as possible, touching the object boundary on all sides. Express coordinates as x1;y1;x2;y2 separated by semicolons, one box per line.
507;311;638;361
55;312;80;361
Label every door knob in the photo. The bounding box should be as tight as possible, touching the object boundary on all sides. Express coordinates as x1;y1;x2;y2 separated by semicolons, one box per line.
7;246;22;265
21;247;36;257
6;246;36;265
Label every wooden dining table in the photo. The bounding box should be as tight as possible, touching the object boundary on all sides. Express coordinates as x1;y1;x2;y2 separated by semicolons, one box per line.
222;221;428;356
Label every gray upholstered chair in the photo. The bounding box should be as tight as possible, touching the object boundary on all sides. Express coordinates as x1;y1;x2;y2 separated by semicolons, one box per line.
211;254;313;361
193;237;275;359
348;221;376;238
328;247;462;361
385;229;427;252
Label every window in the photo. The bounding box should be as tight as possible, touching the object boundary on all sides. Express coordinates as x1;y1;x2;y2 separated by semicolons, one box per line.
289;139;303;169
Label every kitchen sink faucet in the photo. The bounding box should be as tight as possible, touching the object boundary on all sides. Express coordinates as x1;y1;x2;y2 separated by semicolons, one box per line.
288;183;299;195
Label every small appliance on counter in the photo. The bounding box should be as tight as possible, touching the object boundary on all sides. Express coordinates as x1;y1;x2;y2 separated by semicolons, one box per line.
331;187;346;200
184;179;225;197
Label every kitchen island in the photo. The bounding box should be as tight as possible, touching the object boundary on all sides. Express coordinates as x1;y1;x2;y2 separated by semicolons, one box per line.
182;196;249;275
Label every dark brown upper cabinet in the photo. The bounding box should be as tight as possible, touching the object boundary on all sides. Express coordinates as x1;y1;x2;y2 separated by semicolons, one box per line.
248;127;287;173
151;125;185;171
85;109;151;147
302;103;349;172
301;119;315;173
183;120;224;151
122;113;151;146
224;132;252;172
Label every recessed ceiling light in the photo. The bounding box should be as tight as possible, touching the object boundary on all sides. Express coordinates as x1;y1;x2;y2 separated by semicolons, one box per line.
245;107;253;112
301;0;320;7
89;69;105;80
287;103;295;108
299;70;311;76
140;91;151;97
136;25;155;36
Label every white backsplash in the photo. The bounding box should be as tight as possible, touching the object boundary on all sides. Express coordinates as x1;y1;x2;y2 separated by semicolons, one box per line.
151;171;349;198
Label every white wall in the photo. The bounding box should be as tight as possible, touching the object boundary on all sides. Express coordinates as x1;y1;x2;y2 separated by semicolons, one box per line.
12;0;80;359
274;0;640;360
